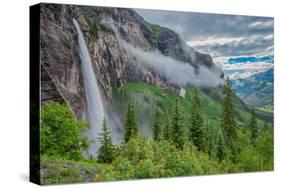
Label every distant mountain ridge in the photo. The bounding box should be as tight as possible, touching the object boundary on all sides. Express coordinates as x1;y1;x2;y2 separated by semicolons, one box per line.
230;68;273;110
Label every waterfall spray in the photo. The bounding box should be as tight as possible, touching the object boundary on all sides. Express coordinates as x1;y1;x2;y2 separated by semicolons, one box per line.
73;19;105;157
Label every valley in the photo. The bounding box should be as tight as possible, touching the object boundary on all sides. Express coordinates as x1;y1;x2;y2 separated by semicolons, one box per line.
38;3;274;184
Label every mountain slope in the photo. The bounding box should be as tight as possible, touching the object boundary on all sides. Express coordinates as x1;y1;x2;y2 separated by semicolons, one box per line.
39;3;272;132
112;82;271;136
38;4;274;184
40;3;223;120
230;68;273;111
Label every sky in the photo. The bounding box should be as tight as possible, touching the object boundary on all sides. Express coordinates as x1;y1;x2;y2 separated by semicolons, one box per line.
135;9;274;79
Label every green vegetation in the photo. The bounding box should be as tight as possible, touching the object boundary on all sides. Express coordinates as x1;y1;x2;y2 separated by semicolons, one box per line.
230;68;273;109
189;90;204;151
144;22;163;33
249;110;258;144
89;24;99;39
143;22;167;47
99;23;115;34
97;118;115;163
221;78;237;157
40;82;273;184
143;21;181;47
124;103;139;142
163;110;171;141
258;105;273;113
81;7;115;40
152;108;161;141
40;101;89;161
40;155;105;184
216;133;227;161
170;99;186;149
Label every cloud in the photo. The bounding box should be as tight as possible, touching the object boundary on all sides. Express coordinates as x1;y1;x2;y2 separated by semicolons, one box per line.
223;61;273;79
187;36;244;46
135;9;273;41
135;9;274;80
224;62;273;71
120;40;224;87
188;34;273;59
105;20;224;87
249;20;274;29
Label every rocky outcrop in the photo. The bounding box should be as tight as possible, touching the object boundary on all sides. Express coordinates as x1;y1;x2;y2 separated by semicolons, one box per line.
39;3;223;120
40;4;86;118
77;5;224;90
41;64;64;104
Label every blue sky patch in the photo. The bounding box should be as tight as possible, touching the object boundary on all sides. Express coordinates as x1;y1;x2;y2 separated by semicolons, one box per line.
227;56;273;64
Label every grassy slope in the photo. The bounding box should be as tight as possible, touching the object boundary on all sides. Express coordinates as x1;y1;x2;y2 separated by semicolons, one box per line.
113;82;270;133
40;155;108;184
258;105;274;113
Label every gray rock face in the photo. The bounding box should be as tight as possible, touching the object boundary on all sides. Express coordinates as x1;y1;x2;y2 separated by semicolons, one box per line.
40;3;223;120
40;4;86;118
41;65;64;104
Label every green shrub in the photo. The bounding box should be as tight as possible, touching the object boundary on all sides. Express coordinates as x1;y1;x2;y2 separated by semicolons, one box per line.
89;24;99;39
40;101;90;160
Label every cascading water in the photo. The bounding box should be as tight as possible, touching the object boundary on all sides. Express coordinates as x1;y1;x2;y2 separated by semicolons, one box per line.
73;19;105;157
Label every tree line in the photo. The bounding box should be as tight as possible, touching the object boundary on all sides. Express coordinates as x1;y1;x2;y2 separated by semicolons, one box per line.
97;79;266;164
40;79;273;182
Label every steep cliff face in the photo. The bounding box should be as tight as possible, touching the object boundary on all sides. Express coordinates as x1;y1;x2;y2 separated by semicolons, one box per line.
80;6;223;87
40;3;223;120
41;65;65;104
40;4;86;118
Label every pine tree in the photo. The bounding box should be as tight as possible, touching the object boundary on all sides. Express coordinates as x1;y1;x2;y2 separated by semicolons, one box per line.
124;103;138;142
263;121;268;130
97;118;115;163
249;109;258;144
221;77;237;153
124;103;132;142
171;98;186;149
189;90;204;151
262;121;271;132
217;132;227;161
163;110;171;141
130;104;138;136
152;108;161;141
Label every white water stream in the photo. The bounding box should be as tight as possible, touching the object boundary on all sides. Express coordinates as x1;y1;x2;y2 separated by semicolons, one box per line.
73;19;105;157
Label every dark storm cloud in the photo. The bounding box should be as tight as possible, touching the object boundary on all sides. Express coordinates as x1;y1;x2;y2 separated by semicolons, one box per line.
135;9;274;60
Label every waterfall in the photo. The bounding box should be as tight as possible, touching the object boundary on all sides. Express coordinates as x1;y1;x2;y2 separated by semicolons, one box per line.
73;19;105;157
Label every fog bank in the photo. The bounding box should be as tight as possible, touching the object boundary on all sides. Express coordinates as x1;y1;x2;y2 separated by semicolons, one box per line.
120;40;224;87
